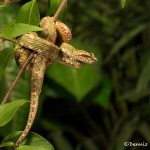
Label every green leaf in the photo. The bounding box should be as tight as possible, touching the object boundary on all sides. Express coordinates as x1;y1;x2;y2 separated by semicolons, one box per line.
16;146;54;150
136;58;150;91
48;0;67;21
0;100;28;127
111;117;137;150
0;48;13;79
16;0;40;25
50;132;73;150
0;23;43;38
0;3;20;29
0;5;5;8
1;131;55;150
94;77;112;108
0;141;14;147
46;38;101;101
118;88;150;102
139;123;150;143
105;24;148;62
121;0;126;8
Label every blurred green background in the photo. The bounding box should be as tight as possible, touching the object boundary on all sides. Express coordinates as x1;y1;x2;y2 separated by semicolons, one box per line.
0;0;150;150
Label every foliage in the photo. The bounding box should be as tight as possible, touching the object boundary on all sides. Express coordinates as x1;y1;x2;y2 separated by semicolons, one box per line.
121;0;126;8
1;131;54;150
0;0;150;150
0;100;28;127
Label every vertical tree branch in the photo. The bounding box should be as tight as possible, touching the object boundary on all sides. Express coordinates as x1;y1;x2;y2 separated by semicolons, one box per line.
1;53;35;104
53;0;68;21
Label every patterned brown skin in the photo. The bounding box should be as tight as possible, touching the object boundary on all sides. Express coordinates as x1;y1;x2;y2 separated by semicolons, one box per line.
55;20;72;45
14;32;38;71
14;53;49;147
14;26;58;147
14;32;60;71
14;16;97;147
39;17;93;68
15;17;97;70
14;44;33;71
60;43;97;64
39;17;56;43
55;18;97;67
40;16;72;45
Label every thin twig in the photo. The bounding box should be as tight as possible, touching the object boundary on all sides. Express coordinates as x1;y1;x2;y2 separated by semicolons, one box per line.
53;0;68;22
2;0;21;5
0;36;17;43
1;53;35;104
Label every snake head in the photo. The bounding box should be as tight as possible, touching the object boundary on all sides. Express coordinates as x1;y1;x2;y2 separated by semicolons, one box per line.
58;50;84;68
60;43;97;65
73;50;97;64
